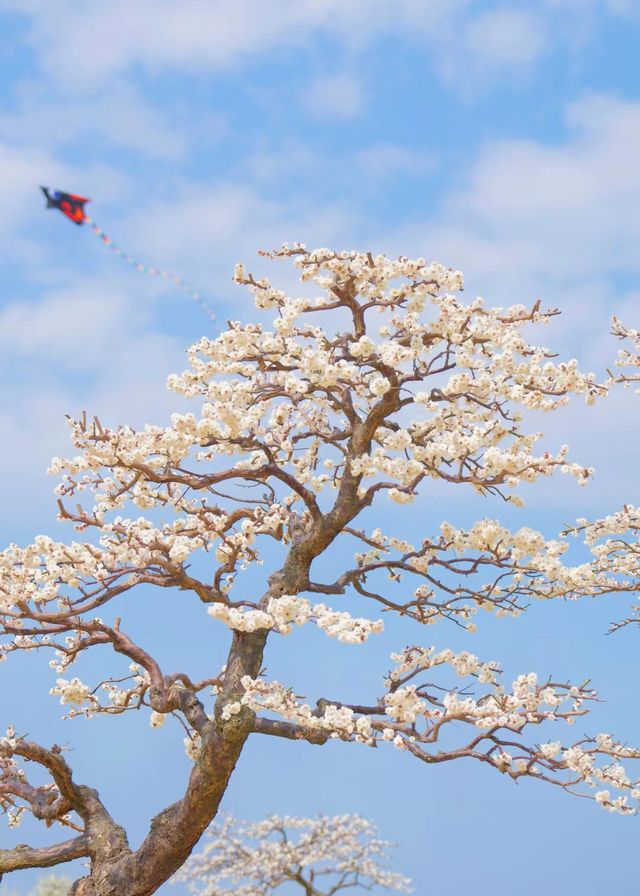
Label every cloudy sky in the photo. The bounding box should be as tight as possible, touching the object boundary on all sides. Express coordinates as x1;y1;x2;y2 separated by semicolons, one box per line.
1;1;640;893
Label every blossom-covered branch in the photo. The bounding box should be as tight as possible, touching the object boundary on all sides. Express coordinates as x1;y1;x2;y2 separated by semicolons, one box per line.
242;645;640;814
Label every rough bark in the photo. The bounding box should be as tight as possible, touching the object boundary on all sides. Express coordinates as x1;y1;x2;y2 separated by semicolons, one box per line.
67;627;268;896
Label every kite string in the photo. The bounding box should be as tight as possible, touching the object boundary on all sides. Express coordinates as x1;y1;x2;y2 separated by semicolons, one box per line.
85;216;216;322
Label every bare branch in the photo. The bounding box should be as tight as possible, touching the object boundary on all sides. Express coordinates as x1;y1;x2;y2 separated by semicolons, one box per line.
0;835;89;872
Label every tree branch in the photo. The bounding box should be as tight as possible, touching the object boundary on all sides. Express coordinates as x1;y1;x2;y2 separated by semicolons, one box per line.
0;834;89;873
252;717;329;745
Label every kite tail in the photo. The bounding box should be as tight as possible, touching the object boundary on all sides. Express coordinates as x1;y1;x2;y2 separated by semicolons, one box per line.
85;216;216;322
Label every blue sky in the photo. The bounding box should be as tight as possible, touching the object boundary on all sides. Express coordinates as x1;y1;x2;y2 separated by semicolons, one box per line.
1;1;640;893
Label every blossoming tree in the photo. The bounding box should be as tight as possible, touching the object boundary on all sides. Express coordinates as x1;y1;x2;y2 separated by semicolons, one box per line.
1;246;640;895
176;813;411;895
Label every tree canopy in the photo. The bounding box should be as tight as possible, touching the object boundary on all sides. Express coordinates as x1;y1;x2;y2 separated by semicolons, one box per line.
1;246;640;894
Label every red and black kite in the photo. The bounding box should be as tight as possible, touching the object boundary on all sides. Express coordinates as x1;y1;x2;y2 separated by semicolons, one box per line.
40;186;90;226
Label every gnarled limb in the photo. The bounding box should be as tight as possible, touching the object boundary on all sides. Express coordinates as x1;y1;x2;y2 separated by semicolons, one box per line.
0;737;131;888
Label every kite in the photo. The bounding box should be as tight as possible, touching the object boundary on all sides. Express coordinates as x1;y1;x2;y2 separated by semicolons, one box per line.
40;187;90;225
40;186;215;321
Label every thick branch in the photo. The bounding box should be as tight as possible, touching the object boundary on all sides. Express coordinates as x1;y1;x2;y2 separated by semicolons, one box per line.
0;835;89;872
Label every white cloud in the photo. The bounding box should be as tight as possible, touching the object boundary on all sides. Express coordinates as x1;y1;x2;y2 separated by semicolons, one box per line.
0;284;148;370
121;182;358;298
241;140;433;194
243;143;320;185
2;0;635;126
1;0;354;90
356;144;435;179
0;0;562;95
465;9;546;69
304;74;365;119
0;0;636;112
436;8;547;92
447;94;640;280
87;332;188;426
546;0;636;13
0;81;188;160
607;0;637;12
375;93;640;308
0;279;187;519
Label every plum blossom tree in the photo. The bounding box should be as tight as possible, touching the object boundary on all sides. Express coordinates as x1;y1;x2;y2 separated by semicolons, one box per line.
1;245;640;895
175;814;411;896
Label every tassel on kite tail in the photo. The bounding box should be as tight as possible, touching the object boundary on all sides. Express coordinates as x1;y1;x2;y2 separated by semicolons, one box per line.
85;216;216;322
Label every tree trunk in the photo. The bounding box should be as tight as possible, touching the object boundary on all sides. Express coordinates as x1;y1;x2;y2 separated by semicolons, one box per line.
69;628;269;895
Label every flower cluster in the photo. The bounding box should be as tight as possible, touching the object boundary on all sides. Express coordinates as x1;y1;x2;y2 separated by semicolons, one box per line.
386;645;500;688
208;596;383;644
50;677;92;707
207;604;273;633
235;677;374;743
49;666;151;720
